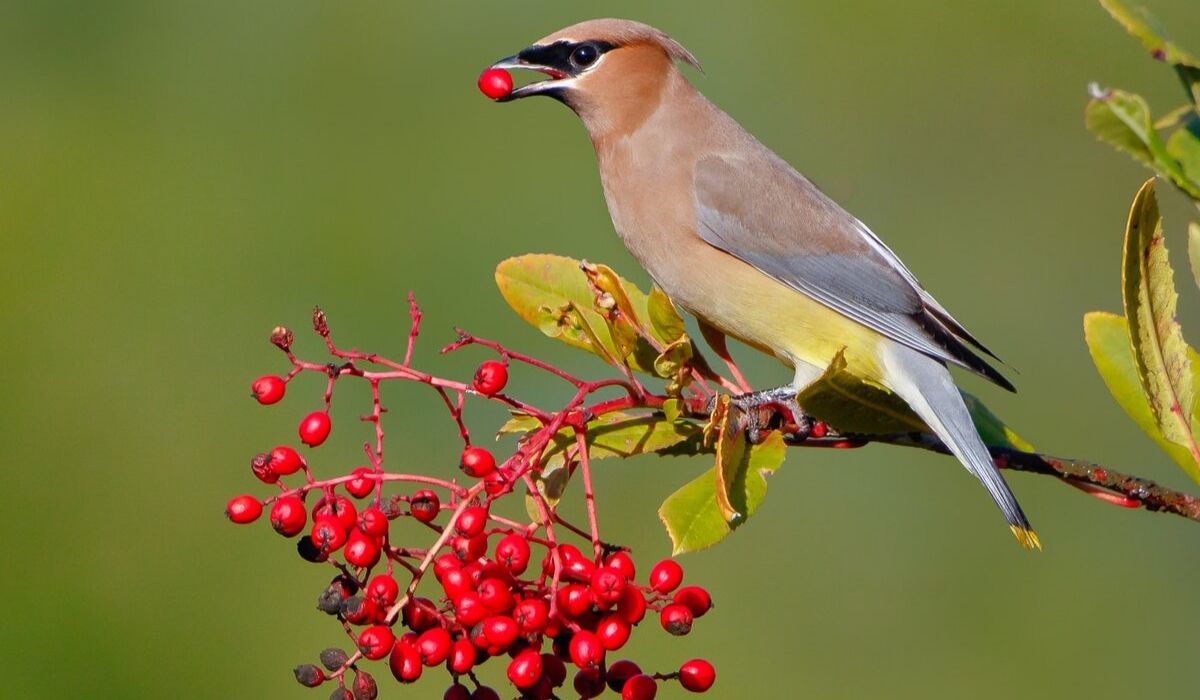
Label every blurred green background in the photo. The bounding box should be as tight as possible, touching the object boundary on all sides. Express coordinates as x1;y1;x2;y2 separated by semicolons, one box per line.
4;1;1200;698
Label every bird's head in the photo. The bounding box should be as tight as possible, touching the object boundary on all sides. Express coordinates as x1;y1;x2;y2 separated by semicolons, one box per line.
489;19;701;135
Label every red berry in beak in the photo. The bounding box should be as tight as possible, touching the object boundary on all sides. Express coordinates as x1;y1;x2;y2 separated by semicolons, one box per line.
478;68;513;100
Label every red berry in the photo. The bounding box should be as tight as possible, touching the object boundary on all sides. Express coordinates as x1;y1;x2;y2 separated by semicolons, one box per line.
294;664;325;687
270;496;307;536
344;528;381;567
558;544;596;582
416;627;452;666
299;411;332;446
345;467;375;498
340;596;378;625
596;615;631;650
357;625;395;660
495;534;531;574
448;638;476;674
353;670;378;699
556;583;592;619
473;360;508;396
673;586;712;618
483;469;507;496
605;551;636;580
441;568;475;600
251;374;286;404
660;602;694;636
460;447;497;478
622;674;657;700
514;597;549;635
541;653;567;687
649;559;683;593
478;577;514;613
389;640;422;683
225;495;262;524
313;496;358;531
269;446;305;475
366;575;399;608
568;630;604;669
616;585;647;625
507;648;544;690
250;452;278;483
410;490;440;523
606;659;642;692
454;591;489;627
455;506;489;538
574;668;605;698
482;615;519;649
679;659;716;693
452;533;488;562
433;553;461;579
358;506;389;538
477;68;513;100
402;596;439;632
590;566;627;606
471;687;501;700
445;684;471;700
311;516;347;553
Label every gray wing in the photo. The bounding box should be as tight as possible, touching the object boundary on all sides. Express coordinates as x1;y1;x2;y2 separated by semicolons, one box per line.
693;153;1012;391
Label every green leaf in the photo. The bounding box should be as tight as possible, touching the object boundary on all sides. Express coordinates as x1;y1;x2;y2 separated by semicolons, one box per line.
497;413;541;438
1086;87;1159;168
539;412;703;468
658;431;786;554
1189;221;1200;290
1084;311;1200;482
1085;87;1200;198
497;255;704;374
1121;178;1200;463
788;349;1031;449
1166;113;1200;191
648;285;687;344
1099;0;1200;68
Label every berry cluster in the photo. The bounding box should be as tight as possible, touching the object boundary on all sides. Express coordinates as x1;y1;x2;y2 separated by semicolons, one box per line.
227;303;716;698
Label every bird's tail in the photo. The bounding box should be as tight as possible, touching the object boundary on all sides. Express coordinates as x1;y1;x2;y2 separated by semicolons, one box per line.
880;344;1040;550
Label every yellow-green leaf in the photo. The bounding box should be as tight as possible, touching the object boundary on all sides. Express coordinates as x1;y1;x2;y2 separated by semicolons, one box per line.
539;412;703;470
1121;179;1199;461
792;349;1031;449
658;431;786;555
1166;115;1200;192
1086;87;1160;169
1099;0;1200;68
1084;311;1200;482
648;286;687;344
498;255;701;374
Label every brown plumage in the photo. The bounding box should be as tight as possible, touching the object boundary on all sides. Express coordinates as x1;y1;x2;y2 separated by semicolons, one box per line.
490;19;1038;548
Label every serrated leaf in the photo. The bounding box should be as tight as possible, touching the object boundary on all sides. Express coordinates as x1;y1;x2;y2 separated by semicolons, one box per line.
1121;179;1199;453
497;255;704;374
1084;311;1200;482
1099;0;1200;68
539;412;703;470
658;431;786;554
1086;87;1160;168
648;286;686;344
497;413;541;438
1189;221;1200;290
792;349;1031;449
1166;113;1200;191
712;395;748;523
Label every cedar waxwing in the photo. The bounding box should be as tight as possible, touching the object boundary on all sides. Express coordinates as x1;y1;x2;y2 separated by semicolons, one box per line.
489;19;1039;549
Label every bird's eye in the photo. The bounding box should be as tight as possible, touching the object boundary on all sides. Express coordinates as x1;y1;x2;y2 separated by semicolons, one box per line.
570;44;599;68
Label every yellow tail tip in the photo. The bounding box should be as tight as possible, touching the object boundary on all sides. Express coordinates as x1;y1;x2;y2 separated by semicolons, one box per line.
1010;526;1043;551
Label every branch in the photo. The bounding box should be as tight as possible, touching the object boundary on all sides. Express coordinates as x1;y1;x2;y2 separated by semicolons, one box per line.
787;430;1200;523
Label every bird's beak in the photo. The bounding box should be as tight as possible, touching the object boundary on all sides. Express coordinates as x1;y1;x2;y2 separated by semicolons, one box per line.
489;52;572;102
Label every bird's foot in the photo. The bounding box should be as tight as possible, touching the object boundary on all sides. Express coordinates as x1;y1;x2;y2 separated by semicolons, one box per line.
714;385;812;444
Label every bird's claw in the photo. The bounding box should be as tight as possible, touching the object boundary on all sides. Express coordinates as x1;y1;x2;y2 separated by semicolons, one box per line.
723;386;812;445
